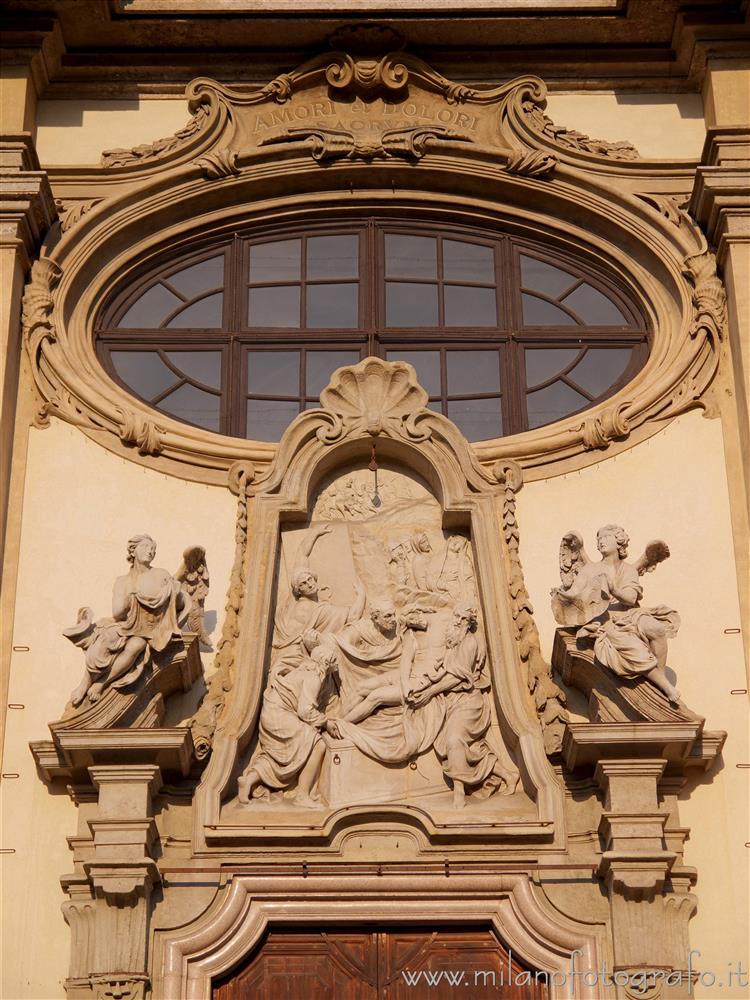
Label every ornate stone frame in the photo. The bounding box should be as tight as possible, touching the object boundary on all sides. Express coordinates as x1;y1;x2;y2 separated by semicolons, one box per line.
25;46;726;485
191;358;565;851
153;872;610;1000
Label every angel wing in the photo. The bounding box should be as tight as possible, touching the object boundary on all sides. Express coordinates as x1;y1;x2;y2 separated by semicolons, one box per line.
176;545;211;645
558;531;592;590
634;540;670;576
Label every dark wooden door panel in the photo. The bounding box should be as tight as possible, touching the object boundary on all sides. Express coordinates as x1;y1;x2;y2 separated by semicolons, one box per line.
212;929;378;1000
212;926;547;1000
381;927;548;1000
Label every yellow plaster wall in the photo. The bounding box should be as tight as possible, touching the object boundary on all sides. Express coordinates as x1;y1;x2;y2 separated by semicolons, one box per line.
35;98;190;166
33;92;706;166
545;92;706;159
0;420;237;1000
519;410;749;998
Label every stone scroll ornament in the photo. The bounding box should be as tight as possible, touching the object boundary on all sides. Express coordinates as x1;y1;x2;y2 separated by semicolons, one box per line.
63;534;209;709
550;525;681;705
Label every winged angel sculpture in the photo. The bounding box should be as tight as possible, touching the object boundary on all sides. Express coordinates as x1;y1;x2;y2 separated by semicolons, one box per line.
550;524;681;705
64;534;209;707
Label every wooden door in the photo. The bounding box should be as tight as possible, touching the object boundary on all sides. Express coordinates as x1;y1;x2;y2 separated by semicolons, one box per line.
212;926;548;999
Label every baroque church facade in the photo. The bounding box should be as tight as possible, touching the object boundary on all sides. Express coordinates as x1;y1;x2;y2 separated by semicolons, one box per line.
1;2;748;998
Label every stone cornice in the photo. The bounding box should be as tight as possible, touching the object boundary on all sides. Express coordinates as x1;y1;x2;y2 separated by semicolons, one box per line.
0;134;57;272
690;127;750;265
2;3;748;95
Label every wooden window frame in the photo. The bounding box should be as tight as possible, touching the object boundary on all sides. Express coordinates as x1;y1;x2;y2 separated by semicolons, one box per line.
97;218;648;442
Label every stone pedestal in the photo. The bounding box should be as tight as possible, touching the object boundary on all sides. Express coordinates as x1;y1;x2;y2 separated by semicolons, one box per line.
562;719;722;998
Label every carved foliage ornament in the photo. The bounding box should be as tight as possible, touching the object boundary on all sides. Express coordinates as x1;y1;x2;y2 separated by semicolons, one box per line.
96;46;635;179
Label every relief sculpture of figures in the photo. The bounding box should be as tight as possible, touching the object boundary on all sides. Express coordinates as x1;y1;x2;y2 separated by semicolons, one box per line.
238;468;521;812
407;604;518;807
550;524;681;704
64;534;206;707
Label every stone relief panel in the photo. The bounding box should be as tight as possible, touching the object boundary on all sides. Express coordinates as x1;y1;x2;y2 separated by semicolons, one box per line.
228;463;526;824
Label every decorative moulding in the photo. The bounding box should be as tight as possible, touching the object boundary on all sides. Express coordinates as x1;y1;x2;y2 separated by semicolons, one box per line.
93;47;644;180
190;357;566;854
25;44;727;484
153;872;607;1000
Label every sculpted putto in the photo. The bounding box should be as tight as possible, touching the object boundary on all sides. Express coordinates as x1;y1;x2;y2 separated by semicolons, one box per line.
551;524;681;704
64;534;205;707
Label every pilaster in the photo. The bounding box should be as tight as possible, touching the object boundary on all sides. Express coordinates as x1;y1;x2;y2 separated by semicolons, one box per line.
82;766;163;1000
691;55;750;673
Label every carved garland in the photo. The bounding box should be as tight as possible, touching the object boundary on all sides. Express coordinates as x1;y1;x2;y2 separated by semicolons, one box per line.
190;462;252;759
494;460;568;755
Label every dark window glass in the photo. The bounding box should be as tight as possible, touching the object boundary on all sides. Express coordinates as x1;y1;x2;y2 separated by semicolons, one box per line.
520;255;576;298
160;383;221;432
386;282;439;327
249;240;301;283
307;283;358;329
247;398;300;441
307;235;359;279
447;350;500;395
167;293;224;329
443;240;495;284
386;350;441;397
563;284;627;325
568;347;633;396
525;348;580;388
111;350;177;399
447;398;503;441
527;381;589;428
166;351;222;389
444;285;496;327
385;234;437;279
167;256;224;296
248;286;301;328
248;351;300;396
119;285;183;329
522;294;577;326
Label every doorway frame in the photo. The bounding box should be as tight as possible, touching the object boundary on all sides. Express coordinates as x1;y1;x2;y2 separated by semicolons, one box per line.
154;871;611;999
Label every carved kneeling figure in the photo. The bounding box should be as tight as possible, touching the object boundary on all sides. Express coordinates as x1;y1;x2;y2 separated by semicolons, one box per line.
238;640;339;809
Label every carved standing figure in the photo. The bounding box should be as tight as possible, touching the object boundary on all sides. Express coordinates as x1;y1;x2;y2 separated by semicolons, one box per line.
65;534;187;707
429;534;476;602
271;524;366;676
408;604;518;807
408;531;433;590
238;638;339;808
551;525;681;704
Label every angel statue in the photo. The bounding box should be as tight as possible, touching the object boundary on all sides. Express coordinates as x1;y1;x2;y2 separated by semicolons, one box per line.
550;525;681;705
64;534;207;707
